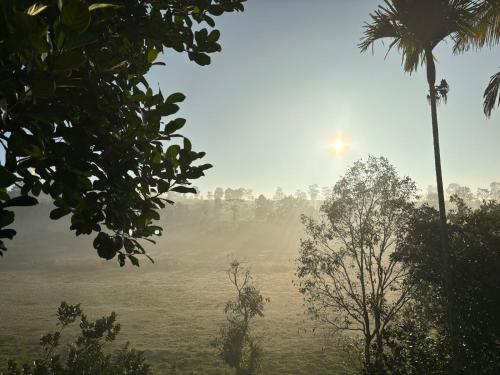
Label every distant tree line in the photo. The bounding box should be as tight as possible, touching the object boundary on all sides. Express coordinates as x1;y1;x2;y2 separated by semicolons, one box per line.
161;181;500;227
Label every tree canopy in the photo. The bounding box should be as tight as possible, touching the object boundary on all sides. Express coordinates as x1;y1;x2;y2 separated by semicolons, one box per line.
297;156;417;373
0;0;245;265
392;198;500;374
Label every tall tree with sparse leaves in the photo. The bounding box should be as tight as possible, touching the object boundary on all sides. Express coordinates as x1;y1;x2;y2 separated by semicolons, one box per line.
296;156;417;374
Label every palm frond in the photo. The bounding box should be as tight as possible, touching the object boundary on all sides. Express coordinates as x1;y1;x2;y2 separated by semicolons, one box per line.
484;70;500;117
359;1;425;73
454;0;500;52
361;0;477;73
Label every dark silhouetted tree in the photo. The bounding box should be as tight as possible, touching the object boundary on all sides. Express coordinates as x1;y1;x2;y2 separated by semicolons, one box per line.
490;181;500;200
393;198;500;374
0;0;245;264
273;187;284;201
214;187;225;201
307;184;320;201
224;188;245;222
254;195;273;221
294;190;307;201
446;183;475;205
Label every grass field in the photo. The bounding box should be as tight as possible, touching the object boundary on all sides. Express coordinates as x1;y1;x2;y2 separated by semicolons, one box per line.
0;203;360;374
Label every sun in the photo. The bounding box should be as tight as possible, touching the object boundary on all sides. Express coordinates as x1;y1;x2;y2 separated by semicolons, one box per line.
333;139;344;152
328;134;350;156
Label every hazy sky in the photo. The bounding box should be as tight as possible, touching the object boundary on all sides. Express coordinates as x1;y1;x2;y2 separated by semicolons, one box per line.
151;0;500;197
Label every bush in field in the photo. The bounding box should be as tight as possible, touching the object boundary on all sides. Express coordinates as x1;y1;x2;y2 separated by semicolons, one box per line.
214;261;268;375
1;302;151;375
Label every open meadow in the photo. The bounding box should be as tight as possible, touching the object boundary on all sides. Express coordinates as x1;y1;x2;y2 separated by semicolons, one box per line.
0;201;358;374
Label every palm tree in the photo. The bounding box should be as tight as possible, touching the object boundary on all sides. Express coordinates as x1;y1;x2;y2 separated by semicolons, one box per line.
359;1;476;373
484;71;500;117
455;0;500;117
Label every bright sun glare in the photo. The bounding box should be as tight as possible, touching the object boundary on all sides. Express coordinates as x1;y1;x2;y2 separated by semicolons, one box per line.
328;134;350;156
333;139;344;152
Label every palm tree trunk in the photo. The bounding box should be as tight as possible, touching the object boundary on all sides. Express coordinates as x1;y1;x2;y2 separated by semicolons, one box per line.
425;48;460;374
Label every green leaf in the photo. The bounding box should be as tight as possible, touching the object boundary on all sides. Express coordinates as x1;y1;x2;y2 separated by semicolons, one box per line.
0;229;16;240
26;3;49;16
61;0;91;34
198;163;213;171
183;137;192;152
166;144;180;160
0;190;9;201
88;3;120;11
124;238;134;253
194;28;208;45
171;185;196;194
93;232;116;260
158;180;170;194
3;196;38;208
150;210;160;220
166;92;185;104
189;52;210;66
118;253;125;266
147;48;158;63
64;32;98;50
53;50;86;71
157;103;179;116
205;15;215;27
164;118;186;134
207;29;220;43
0;167;17;188
32;181;42;196
104;60;129;71
0;210;15;228
152;149;162;164
50;207;71;220
128;255;140;267
32;76;56;99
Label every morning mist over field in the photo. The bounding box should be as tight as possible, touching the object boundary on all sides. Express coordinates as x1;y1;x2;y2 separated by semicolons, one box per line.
1;1;500;374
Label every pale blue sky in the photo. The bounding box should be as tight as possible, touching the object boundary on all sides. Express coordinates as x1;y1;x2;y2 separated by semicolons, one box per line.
149;0;500;196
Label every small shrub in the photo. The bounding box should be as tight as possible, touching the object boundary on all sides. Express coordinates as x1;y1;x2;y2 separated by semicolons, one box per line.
1;302;151;375
213;261;268;375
